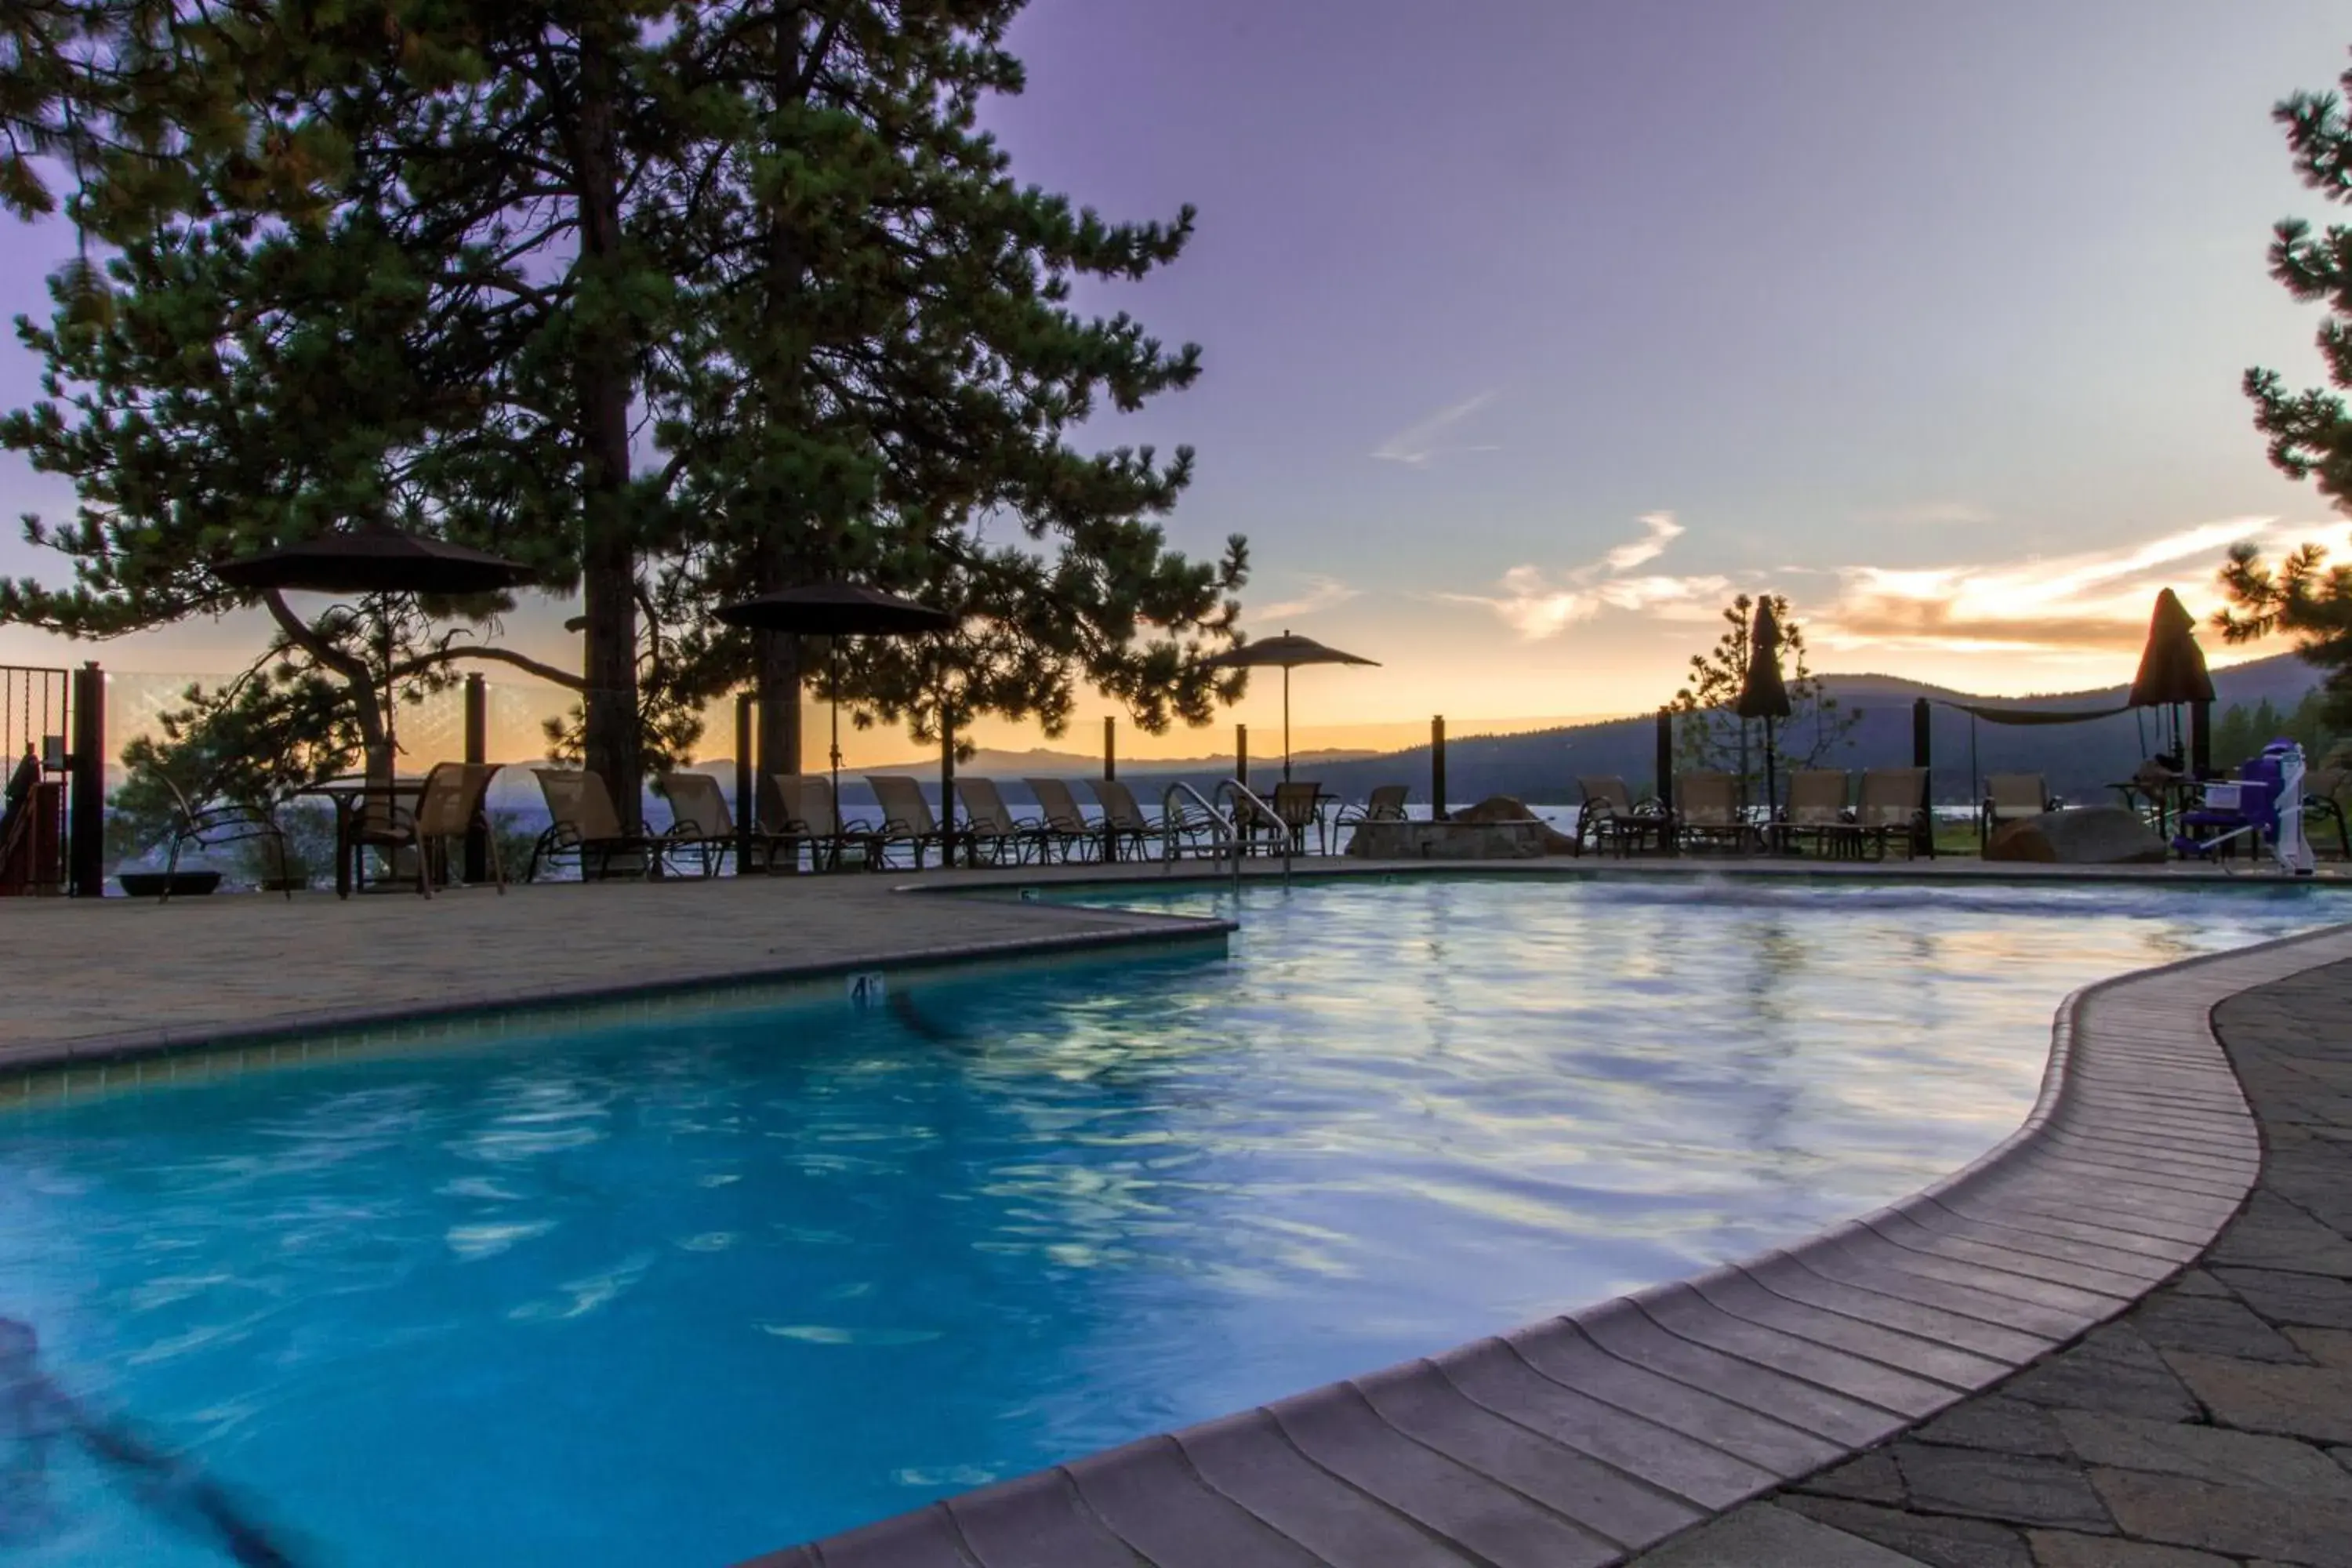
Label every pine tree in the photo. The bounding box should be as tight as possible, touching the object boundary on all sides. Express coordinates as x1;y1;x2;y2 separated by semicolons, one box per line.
643;1;1245;774
2230;45;2352;725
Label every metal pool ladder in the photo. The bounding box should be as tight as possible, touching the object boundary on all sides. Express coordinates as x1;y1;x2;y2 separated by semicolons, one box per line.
1161;779;1292;891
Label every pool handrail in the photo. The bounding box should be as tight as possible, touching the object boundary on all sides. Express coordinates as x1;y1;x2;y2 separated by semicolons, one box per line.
1160;779;1292;890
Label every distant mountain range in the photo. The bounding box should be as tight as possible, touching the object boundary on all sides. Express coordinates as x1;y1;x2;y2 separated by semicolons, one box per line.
662;650;2328;813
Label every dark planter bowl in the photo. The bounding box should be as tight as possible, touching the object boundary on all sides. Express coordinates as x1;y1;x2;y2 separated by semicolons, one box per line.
118;870;223;898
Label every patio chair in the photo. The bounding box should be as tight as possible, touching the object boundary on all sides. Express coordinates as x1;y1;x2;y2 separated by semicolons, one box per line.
1024;777;1102;862
657;770;786;876
1085;777;1172;861
953;778;1049;866
866;775;952;869
1980;773;2054;848
1672;771;1754;854
1780;769;1854;857
1576;775;1667;856
1269;780;1328;854
158;775;293;902
1333;783;1410;851
350;762;506;897
1856;767;1930;860
768;774;875;872
526;769;668;882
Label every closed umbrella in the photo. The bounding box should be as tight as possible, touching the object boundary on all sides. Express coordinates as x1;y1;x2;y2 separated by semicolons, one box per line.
713;583;956;831
213;523;535;760
1735;598;1793;832
2129;588;2216;768
1201;630;1380;781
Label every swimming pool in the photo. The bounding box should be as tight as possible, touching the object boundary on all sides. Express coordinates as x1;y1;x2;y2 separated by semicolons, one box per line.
0;875;2335;1565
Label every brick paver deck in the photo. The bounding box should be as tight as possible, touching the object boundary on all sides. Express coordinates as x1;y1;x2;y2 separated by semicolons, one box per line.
1631;949;2352;1568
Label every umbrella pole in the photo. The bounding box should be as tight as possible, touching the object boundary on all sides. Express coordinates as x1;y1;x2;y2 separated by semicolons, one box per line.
1283;665;1292;782
829;641;842;825
1765;717;1778;852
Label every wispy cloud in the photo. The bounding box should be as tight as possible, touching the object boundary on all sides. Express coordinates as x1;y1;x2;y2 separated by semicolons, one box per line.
1371;391;1501;466
1445;512;1730;639
1809;516;2352;657
1850;501;1995;528
1253;575;1362;622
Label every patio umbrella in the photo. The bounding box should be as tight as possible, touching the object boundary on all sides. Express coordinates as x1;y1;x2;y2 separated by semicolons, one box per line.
212;523;535;761
1202;630;1380;782
2129;588;2215;763
1735;598;1793;827
713;583;956;825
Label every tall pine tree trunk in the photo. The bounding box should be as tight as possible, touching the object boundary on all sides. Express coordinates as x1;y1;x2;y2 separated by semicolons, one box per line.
752;8;813;786
572;31;641;821
757;625;801;779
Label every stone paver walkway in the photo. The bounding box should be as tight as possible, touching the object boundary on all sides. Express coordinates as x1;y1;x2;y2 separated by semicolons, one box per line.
1633;955;2352;1568
0;873;1226;1070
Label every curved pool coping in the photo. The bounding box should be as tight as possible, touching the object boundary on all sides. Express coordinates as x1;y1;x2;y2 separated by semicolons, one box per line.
746;922;2352;1568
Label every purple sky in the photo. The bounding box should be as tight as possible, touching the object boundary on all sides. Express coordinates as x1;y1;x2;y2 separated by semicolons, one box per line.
5;1;2351;757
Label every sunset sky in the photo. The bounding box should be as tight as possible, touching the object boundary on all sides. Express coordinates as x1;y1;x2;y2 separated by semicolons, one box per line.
6;1;2352;764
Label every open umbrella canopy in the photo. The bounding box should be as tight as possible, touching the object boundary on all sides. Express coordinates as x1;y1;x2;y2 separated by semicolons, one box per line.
1734;599;1792;720
212;525;534;597
2129;588;2216;708
1202;631;1380;672
713;583;954;637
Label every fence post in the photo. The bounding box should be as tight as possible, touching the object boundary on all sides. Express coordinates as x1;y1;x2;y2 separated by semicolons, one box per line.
67;662;103;897
735;691;755;875
1431;716;1447;821
463;673;488;884
1236;724;1247;793
1654;706;1675;855
1912;697;1935;859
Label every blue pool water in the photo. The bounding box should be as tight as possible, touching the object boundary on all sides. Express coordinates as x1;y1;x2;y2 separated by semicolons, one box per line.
0;876;2337;1565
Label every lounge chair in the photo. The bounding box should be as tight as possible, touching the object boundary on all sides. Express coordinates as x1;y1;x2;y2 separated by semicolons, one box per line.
658;770;785;876
1979;773;2054;848
1271;780;1327;854
1082;780;1167;865
1025;777;1101;862
866;775;952;869
953;778;1048;866
768;774;874;871
1672;771;1754;853
1334;784;1409;851
1856;767;1930;859
158;775;292;902
350;762;506;896
1576;775;1667;856
526;768;667;881
1780;769;1853;857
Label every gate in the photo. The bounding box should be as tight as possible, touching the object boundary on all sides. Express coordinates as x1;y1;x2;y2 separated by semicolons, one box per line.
0;662;105;896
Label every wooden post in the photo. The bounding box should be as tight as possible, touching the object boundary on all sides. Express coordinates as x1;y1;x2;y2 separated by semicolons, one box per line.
941;708;956;870
1102;716;1117;862
463;673;488;884
1236;724;1248;793
1655;706;1675;855
1431;716;1448;822
1912;697;1935;859
735;691;755;876
67;662;103;898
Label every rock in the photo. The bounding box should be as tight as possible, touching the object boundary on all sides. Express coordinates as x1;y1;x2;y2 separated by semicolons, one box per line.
1343;818;1549;860
1987;807;2168;865
1450;795;1580;854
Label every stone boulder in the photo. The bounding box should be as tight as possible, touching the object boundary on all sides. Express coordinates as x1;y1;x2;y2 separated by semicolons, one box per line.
1986;806;2167;866
1453;795;1581;855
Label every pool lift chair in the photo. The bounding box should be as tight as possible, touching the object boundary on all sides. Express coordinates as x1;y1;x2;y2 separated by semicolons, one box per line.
2171;739;2317;876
